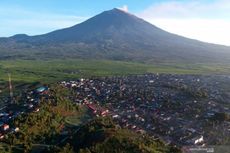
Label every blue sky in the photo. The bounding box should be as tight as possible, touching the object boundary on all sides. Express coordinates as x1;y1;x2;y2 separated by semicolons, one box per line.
0;0;156;13
0;0;230;45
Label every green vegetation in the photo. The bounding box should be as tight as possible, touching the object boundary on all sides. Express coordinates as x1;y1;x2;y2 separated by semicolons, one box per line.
0;59;230;85
65;106;92;127
0;59;229;101
210;112;230;123
66;117;181;153
0;85;80;153
164;83;208;98
0;85;181;153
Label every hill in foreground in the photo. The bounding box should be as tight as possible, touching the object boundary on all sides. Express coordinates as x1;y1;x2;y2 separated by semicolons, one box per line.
0;85;181;153
56;118;181;153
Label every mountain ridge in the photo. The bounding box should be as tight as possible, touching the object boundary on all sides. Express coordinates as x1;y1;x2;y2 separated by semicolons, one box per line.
0;8;230;63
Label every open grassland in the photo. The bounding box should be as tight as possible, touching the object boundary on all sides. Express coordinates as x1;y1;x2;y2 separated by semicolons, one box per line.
65;106;93;127
0;59;230;85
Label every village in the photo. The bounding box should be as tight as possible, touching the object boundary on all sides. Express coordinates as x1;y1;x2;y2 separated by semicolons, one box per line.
61;74;230;146
0;73;229;148
0;86;48;141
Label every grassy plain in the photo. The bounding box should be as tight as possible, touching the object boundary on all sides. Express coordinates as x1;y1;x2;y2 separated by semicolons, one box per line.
0;59;230;83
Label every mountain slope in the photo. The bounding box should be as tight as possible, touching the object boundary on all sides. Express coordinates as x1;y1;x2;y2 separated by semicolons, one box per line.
0;8;230;63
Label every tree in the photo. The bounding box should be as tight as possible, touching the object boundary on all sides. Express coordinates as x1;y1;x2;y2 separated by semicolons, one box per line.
59;143;74;153
79;148;91;153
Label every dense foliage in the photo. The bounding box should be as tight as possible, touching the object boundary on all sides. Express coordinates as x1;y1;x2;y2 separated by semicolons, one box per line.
64;117;181;153
0;85;181;153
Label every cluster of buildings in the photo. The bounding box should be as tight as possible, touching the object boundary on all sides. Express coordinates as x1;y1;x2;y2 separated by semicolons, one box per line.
61;74;230;146
84;100;109;117
0;86;49;140
0;73;229;147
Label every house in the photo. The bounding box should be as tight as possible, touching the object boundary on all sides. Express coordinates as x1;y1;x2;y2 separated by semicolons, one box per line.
36;86;48;93
194;135;204;144
2;124;9;131
149;80;154;83
0;113;9;117
112;114;119;118
132;125;137;129
87;104;97;114
187;135;204;145
14;127;19;132
34;108;40;112
0;133;4;139
10;127;19;133
188;128;196;133
100;109;109;116
28;104;34;109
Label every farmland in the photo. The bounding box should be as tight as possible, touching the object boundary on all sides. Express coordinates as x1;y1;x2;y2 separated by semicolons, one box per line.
0;59;230;84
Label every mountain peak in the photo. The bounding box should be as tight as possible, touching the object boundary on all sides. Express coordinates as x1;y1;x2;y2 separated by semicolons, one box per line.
11;34;29;38
97;8;135;19
112;8;128;13
10;34;29;41
2;8;230;64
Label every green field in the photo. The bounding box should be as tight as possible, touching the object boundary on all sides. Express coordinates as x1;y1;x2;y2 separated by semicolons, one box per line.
0;59;230;85
65;106;93;127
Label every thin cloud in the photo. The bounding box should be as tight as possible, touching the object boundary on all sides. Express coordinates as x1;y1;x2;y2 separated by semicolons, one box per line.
137;0;230;46
0;7;87;36
138;0;230;19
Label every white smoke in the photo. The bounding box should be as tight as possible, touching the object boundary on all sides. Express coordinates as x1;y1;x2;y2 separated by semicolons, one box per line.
118;5;128;12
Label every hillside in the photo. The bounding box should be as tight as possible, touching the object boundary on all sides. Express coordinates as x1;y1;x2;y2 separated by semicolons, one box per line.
0;85;181;153
63;117;181;153
0;8;230;63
